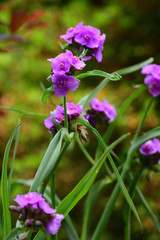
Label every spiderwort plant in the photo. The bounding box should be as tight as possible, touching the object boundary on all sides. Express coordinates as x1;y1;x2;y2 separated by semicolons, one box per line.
1;21;160;240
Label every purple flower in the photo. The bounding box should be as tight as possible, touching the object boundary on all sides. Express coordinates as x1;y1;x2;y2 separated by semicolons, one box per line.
51;73;79;97
48;50;85;75
66;50;86;70
44;102;83;132
90;98;104;112
153;138;160;154
144;75;160;97
60;22;106;62
46;214;64;235
141;64;160;79
48;53;70;75
140;140;157;155
66;102;83;116
141;63;160;97
102;99;117;122
60;22;83;44
11;192;64;236
74;25;101;49
14;192;43;208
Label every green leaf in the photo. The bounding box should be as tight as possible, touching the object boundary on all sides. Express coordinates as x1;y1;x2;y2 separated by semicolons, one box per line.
42;86;54;104
108;154;142;230
33;231;46;240
116;57;154;75
8;119;21;200
0;106;48;118
78;72;121;109
56;133;128;217
76;70;121;81
6;228;21;240
81;180;106;240
1;124;20;238
134;180;160;232
30;128;68;192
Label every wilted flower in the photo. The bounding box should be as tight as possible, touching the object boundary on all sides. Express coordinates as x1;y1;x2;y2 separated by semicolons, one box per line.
60;22;106;62
141;63;160;97
9;192;64;237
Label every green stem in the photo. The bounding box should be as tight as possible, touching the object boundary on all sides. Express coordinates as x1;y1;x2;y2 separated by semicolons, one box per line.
38;182;47;195
124;165;145;240
92;96;153;240
64;96;68;129
76;135;95;165
132;97;154;143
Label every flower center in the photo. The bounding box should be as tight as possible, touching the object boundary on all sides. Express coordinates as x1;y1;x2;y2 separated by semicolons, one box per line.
58;63;64;69
84;34;91;40
57;80;66;88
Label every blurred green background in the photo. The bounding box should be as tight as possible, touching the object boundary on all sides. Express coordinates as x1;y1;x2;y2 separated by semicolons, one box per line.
0;0;160;239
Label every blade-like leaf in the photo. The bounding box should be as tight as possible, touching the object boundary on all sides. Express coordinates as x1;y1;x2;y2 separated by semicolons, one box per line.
42;86;54;104
81;180;106;240
78;72;121;109
116;57;154;75
8;119;21;200
1;124;20;238
33;231;46;240
6;228;21;240
76;70;121;81
30;128;68;192
0;106;48;118
56;133;128;217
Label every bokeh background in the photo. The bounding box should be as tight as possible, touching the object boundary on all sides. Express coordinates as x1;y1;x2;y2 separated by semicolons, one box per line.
0;0;160;239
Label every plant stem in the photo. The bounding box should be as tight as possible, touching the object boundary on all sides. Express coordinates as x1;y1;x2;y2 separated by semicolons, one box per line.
64;96;68;129
76;135;95;165
124;165;145;240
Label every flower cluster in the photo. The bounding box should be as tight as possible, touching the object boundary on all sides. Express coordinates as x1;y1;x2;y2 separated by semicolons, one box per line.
9;192;64;237
85;98;117;127
139;138;160;166
60;21;106;62
44;102;88;142
141;64;160;97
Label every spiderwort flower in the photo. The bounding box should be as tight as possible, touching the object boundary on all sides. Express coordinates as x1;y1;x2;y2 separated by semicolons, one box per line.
141;63;160;97
44;102;83;133
9;192;64;236
139;140;157;155
51;73;79;97
60;22;106;62
86;98;116;126
47;50;85;75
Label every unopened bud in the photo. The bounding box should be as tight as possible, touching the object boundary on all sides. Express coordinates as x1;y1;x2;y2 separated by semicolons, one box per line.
19;230;30;240
9;205;22;213
35;220;43;227
25;219;34;227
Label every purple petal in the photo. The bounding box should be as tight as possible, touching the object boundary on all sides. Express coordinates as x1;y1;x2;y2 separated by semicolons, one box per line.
66;76;79;91
45;214;64;235
140;140;157;155
39;201;56;215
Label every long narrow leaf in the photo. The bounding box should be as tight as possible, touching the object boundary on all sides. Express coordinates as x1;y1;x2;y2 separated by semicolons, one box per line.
1;124;20;238
6;228;21;240
8;119;21;200
30;128;68;192
56;133;128;216
76;70;121;81
0;106;48;118
33;231;46;240
128;174;160;232
116;57;154;75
